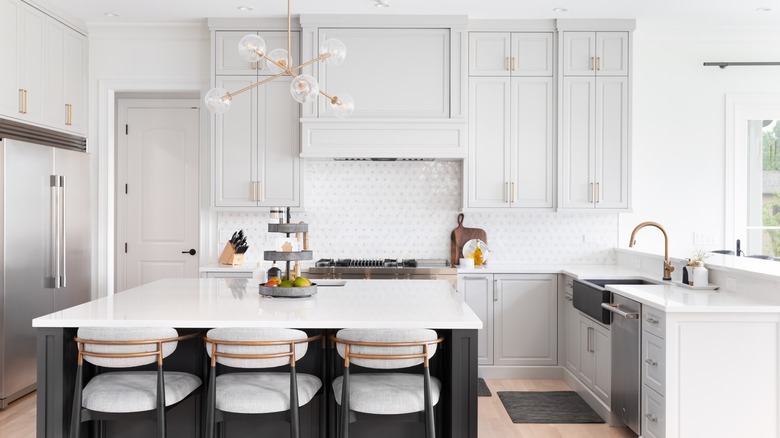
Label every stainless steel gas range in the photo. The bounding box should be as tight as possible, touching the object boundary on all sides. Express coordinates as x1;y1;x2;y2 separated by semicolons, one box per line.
307;258;457;288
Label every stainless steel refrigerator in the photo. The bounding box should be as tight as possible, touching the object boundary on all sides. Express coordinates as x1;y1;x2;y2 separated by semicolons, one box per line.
0;138;91;408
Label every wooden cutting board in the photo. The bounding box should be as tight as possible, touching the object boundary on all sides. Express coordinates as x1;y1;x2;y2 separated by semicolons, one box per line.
450;213;488;267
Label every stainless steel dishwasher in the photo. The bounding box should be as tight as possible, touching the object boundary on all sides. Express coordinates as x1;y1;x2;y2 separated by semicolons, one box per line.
602;294;641;435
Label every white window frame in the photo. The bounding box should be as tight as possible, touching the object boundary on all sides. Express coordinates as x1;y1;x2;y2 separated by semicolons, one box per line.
725;93;780;255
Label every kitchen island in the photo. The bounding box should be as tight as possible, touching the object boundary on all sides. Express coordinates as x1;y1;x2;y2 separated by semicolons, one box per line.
33;278;482;438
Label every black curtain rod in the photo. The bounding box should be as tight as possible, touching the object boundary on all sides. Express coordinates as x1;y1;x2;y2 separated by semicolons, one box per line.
704;62;780;69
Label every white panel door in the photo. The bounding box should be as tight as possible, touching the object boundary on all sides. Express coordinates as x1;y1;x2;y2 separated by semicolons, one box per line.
468;32;510;76
257;77;300;207
595;76;629;209
562;32;595;76
42;17;65;129
494;274;557;366
596;32;629;76
0;0;20;116
120;101;200;290
510;33;553;77
318;28;450;118
64;29;87;135
561;77;596;209
214;76;258;207
19;3;44;123
458;275;494;365
511;77;554;208
468;77;510;208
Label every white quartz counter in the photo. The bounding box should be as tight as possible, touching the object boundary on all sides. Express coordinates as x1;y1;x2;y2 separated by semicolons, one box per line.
33;278;482;330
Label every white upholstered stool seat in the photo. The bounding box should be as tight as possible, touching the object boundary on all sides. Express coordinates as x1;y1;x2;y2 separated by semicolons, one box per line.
332;373;441;415
215;372;322;414
82;371;202;413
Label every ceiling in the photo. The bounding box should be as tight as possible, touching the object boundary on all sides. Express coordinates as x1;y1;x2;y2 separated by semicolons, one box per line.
42;0;779;28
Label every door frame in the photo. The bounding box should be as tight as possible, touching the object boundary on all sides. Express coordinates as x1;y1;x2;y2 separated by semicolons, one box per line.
115;97;201;292
97;79;215;297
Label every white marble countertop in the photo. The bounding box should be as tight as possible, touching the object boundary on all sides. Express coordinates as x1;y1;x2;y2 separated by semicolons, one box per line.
33;278;483;330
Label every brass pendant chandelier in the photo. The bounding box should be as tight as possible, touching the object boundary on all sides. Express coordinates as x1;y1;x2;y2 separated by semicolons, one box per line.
205;0;354;117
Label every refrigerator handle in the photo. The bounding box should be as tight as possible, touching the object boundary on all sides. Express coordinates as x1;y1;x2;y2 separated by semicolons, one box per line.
49;175;59;289
60;176;66;288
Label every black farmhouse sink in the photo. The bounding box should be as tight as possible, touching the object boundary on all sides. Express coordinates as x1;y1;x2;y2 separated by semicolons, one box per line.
573;278;659;324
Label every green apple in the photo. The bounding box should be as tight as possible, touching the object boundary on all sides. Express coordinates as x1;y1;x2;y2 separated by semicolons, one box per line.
293;276;312;287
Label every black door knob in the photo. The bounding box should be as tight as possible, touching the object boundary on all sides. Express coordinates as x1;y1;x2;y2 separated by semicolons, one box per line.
182;249;196;256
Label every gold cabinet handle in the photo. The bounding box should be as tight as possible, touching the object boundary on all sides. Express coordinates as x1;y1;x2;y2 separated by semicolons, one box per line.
65;104;73;126
597;57;601;71
257;181;263;202
590;57;595;71
590;182;594;203
511;57;517;71
19;89;28;114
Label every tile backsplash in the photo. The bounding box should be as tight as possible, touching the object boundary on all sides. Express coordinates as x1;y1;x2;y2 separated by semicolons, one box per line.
218;161;618;265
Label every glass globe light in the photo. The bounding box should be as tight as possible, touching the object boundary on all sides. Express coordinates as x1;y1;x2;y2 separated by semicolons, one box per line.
329;93;354;118
204;88;231;114
267;48;290;74
238;34;266;62
320;39;347;66
289;75;320;103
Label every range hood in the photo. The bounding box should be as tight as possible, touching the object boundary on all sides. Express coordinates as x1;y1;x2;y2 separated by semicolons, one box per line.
300;118;467;160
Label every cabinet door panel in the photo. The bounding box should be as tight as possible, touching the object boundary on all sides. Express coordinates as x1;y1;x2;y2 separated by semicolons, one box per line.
458;275;494;365
64;30;87;135
468;32;510;76
511;33;553;77
562;32;595;76
511;77;553;208
596;32;629;76
595;77;628;209
318;28;449;118
215;31;258;75
578;319;595;386
564;296;580;374
20;4;44;122
0;0;20;116
257;77;300;207
494;274;557;366
561;77;596;208
468;77;510;208
592;323;611;403
213;77;258;207
42;17;65;128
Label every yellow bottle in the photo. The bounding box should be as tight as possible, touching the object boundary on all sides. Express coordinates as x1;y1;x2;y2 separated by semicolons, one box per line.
473;242;484;266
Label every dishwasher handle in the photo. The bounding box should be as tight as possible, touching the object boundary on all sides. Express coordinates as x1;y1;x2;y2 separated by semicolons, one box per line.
601;302;639;319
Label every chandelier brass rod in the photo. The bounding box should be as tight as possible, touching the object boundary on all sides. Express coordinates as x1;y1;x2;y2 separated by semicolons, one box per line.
226;71;290;99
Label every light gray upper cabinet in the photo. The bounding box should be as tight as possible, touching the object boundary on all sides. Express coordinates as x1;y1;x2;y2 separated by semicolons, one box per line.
215;30;300;76
469;32;553;77
467;30;554;210
212;76;300;208
559;27;631;211
317;28;450;119
0;0;87;136
562;31;628;76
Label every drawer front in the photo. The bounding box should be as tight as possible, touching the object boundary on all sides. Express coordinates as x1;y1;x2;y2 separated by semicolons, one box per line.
642;385;666;438
643;307;666;339
642;332;665;396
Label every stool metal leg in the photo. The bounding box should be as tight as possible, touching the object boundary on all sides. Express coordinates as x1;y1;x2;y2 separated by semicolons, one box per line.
340;367;350;438
205;365;216;438
70;364;83;438
290;366;300;438
423;367;435;438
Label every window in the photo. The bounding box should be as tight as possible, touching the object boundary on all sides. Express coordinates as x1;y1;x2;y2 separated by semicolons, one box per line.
726;94;780;259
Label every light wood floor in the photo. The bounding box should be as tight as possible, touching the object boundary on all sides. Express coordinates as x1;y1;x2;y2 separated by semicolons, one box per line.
2;380;636;437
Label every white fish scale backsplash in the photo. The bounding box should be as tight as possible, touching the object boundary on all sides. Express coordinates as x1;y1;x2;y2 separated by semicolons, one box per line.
218;161;617;265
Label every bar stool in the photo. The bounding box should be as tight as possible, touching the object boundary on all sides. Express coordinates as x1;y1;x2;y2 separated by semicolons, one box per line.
70;327;202;438
331;328;444;438
203;327;324;438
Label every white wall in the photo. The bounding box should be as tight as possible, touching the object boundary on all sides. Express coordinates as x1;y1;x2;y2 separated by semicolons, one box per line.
621;25;780;257
88;23;209;295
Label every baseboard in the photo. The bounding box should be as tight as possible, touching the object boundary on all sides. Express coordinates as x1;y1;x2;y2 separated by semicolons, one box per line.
477;366;564;380
0;382;36;409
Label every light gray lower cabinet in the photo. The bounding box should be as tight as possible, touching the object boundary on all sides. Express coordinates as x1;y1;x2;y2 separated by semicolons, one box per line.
458;273;557;367
564;292;580;373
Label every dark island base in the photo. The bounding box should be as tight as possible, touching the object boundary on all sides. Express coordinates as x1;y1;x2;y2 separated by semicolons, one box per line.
37;327;477;438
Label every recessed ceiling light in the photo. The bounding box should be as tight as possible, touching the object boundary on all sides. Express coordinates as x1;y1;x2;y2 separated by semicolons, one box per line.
756;7;772;12
104;12;120;17
552;7;568;12
238;6;254;12
375;0;391;8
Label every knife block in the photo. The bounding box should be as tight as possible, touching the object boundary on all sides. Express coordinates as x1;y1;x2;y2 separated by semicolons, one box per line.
219;242;244;266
